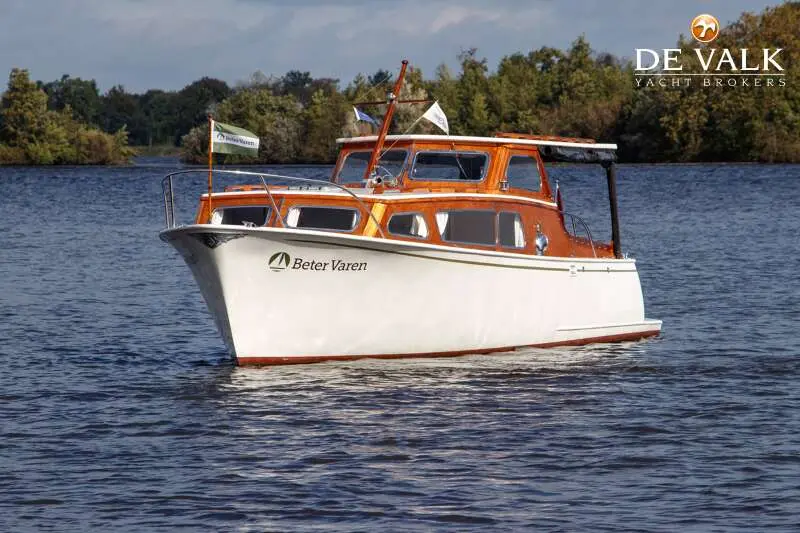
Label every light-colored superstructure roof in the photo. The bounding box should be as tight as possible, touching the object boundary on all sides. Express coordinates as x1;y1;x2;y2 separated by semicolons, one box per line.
336;134;618;151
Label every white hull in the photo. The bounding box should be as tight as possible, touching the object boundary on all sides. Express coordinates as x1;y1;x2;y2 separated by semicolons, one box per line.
161;225;661;365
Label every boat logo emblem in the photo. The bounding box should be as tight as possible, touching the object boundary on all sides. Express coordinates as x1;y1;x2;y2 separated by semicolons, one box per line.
268;251;291;272
691;14;720;43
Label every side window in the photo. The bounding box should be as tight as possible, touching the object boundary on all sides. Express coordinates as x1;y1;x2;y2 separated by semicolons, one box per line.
337;152;371;184
437;210;495;245
506;155;541;192
286;206;359;232
388;213;429;239
412;152;488;181
498;212;525;248
211;206;271;227
436;210;526;249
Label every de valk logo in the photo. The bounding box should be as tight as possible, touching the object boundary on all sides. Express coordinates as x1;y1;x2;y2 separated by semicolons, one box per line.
634;13;785;88
691;14;720;44
268;251;291;272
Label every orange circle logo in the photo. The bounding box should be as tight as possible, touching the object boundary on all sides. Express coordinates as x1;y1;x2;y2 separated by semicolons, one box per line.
691;14;720;43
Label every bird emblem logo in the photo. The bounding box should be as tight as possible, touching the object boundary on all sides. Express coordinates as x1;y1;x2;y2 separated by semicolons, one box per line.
691;14;720;43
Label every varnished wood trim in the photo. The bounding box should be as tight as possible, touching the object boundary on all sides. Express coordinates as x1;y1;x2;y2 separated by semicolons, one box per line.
235;329;661;366
362;202;386;237
335;134;618;150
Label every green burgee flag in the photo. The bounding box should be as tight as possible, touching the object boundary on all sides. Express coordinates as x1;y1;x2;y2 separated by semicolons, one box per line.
210;119;260;156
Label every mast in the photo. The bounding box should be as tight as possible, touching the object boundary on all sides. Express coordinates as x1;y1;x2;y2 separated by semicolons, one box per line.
362;59;408;182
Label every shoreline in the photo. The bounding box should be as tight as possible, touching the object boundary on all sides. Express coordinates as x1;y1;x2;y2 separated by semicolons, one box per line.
2;159;799;169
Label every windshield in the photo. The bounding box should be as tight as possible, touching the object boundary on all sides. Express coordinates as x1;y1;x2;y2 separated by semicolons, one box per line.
411;151;489;181
335;150;408;184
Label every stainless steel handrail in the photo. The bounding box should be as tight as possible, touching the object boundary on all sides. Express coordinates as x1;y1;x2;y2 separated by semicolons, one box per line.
161;169;386;238
560;210;597;258
162;174;174;228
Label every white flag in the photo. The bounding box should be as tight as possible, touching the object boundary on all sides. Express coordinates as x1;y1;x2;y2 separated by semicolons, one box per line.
211;119;260;156
422;101;449;135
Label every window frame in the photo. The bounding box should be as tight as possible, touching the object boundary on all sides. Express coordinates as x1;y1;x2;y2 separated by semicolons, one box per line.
334;149;410;184
504;154;543;192
409;150;491;183
285;205;361;233
435;209;527;249
386;211;430;240
497;211;526;249
436;209;497;247
211;205;273;227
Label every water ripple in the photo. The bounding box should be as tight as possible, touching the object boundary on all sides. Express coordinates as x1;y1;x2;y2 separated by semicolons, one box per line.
0;162;799;531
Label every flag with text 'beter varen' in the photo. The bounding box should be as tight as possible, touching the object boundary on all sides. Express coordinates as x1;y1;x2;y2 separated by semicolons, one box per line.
210;120;260;156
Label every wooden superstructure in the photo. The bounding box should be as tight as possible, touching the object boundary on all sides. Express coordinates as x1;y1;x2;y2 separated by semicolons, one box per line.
194;133;620;260
192;59;625;261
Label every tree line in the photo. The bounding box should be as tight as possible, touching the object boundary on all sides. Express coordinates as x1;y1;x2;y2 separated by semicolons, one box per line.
0;69;134;164
1;2;797;165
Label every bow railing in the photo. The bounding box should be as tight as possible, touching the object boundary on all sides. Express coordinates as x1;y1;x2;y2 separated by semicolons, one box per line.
161;169;385;238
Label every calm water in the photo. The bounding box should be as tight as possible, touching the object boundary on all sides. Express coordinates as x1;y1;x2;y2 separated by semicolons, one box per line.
1;159;799;532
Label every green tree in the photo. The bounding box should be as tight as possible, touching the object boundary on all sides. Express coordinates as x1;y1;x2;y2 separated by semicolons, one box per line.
301;89;348;162
456;48;493;135
42;75;102;126
2;68;52;145
1;68;131;164
181;87;303;164
1;68;66;163
173;77;231;144
99;85;142;137
425;63;460;133
488;53;543;133
138;89;175;146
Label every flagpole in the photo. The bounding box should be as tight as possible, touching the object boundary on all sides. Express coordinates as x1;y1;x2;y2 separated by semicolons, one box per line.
207;114;214;217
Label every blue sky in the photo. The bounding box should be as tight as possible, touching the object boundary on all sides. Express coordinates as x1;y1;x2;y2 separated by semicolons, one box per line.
0;0;782;93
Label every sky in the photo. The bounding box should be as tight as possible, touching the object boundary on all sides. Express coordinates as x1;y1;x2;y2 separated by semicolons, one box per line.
0;0;783;93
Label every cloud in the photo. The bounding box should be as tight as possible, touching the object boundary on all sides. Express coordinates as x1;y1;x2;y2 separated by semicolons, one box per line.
0;0;782;93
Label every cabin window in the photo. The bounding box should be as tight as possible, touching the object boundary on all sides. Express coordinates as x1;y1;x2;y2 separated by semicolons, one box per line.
436;210;526;248
411;151;489;181
286;206;359;232
437;210;496;246
211;205;271;227
387;213;429;239
336;150;408;184
498;212;525;248
506;155;541;192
